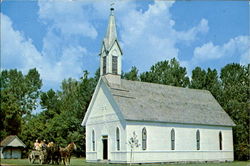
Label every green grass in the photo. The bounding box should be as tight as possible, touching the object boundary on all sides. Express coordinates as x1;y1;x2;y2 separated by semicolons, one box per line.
0;158;249;166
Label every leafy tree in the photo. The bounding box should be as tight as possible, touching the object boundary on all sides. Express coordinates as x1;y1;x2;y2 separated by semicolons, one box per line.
1;91;21;137
205;68;222;99
56;71;96;156
23;69;43;111
220;63;249;160
94;68;100;82
0;69;42;140
21;70;97;157
190;67;207;89
40;89;61;118
190;64;249;160
20;114;47;153
140;58;189;87
190;67;222;101
122;66;140;81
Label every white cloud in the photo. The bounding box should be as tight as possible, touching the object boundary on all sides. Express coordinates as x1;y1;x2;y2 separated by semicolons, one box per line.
3;0;248;91
193;35;250;65
1;0;211;90
117;1;209;71
40;46;86;83
175;18;209;42
2;1;100;90
38;0;97;39
240;51;250;65
1;13;42;71
1;13;88;90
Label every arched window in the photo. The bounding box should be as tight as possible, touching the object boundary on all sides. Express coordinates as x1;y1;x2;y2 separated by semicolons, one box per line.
116;127;120;151
171;129;175;150
219;131;222;150
196;130;200;150
142;127;147;150
92;130;95;151
112;56;118;74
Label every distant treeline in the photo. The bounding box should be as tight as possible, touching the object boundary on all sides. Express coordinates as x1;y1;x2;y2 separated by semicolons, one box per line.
1;58;249;160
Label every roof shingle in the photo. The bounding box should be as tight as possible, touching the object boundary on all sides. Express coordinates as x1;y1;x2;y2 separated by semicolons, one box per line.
0;135;26;147
103;77;235;127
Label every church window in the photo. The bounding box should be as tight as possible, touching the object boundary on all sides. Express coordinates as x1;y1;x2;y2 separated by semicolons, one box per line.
142;127;147;150
171;129;175;150
92;130;95;151
196;130;200;150
103;56;106;75
112;56;118;74
116;127;120;151
219;131;222;150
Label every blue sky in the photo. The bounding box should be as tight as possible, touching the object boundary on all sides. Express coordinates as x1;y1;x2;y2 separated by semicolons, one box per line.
1;0;249;91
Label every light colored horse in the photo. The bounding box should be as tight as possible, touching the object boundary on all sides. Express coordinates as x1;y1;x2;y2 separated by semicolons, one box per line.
60;142;77;166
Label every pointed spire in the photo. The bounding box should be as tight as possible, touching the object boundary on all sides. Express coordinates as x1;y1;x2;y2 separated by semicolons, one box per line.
104;7;117;49
100;5;122;79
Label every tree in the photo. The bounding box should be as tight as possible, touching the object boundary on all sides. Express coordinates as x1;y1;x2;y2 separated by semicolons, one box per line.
190;67;206;89
1;90;21;138
20;70;97;157
23;69;43;112
205;68;222;100
0;68;42;140
190;67;222;101
128;132;140;165
57;71;96;156
94;68;100;83
219;63;249;160
140;58;189;87
190;64;249;160
20;114;47;152
40;89;61;118
122;66;140;81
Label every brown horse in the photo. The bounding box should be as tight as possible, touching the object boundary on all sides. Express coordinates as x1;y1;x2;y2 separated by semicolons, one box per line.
46;142;61;164
60;142;77;166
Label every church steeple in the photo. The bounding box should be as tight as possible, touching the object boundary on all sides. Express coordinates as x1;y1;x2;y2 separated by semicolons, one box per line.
104;7;117;50
100;7;122;83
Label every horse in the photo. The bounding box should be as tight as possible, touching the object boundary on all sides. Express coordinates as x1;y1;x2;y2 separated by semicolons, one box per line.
46;142;61;164
60;142;77;166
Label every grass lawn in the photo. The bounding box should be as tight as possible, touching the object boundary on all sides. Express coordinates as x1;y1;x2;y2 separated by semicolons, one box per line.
0;158;249;166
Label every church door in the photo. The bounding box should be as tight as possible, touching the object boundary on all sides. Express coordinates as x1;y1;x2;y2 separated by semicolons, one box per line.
102;137;108;160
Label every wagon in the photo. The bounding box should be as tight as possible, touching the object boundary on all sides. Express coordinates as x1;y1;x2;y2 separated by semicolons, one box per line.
28;150;45;164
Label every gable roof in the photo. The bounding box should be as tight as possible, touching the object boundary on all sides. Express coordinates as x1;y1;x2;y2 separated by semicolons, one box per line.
103;77;235;127
101;39;123;56
0;135;26;147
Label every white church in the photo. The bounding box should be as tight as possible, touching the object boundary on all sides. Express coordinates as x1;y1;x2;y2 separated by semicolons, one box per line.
82;8;235;163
